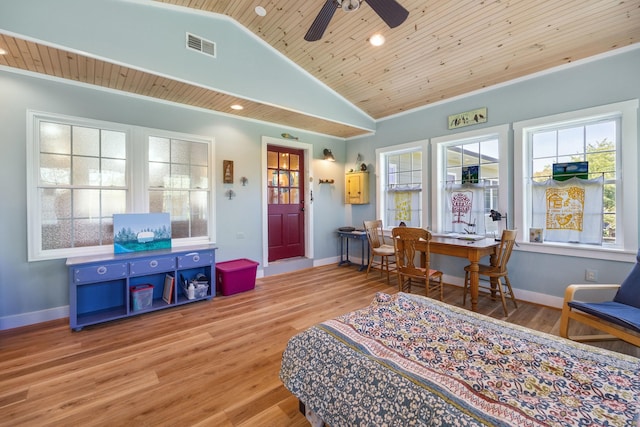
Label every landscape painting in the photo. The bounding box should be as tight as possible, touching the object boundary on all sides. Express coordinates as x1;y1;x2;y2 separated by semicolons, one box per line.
552;161;588;181
113;213;172;254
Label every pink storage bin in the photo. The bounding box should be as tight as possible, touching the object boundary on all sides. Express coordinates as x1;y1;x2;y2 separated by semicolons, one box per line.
215;259;259;296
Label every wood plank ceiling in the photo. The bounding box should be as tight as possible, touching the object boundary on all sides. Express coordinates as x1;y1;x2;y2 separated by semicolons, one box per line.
1;0;639;138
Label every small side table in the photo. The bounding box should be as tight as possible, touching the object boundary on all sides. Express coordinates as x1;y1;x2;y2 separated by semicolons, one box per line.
337;230;370;271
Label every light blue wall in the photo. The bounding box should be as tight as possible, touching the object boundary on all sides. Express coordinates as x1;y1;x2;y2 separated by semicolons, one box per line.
346;47;640;301
0;0;375;132
0;69;348;326
1;41;639;328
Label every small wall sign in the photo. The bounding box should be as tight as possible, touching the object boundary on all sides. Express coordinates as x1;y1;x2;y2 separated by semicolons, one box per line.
448;107;487;130
223;160;234;183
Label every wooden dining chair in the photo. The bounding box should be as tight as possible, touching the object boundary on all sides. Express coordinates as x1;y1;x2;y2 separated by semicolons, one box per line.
363;220;396;284
463;229;518;316
392;227;444;300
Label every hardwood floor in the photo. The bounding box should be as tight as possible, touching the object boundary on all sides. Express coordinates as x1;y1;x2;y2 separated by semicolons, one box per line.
1;264;637;426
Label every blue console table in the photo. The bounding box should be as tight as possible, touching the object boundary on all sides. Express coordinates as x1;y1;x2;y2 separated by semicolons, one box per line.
337;230;370;271
67;244;217;330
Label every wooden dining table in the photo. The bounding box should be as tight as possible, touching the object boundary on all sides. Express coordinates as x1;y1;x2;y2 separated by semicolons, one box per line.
416;236;500;312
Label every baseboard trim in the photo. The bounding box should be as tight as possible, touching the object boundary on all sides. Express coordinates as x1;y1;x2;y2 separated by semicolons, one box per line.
442;273;564;309
0;305;69;331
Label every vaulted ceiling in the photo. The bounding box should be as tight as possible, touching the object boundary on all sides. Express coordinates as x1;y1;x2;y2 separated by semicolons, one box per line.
1;0;639;138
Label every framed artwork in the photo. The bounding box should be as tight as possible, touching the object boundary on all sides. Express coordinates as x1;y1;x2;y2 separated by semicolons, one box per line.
163;274;174;304
462;165;479;184
223;160;234;183
113;213;171;254
552;161;588;181
529;228;543;243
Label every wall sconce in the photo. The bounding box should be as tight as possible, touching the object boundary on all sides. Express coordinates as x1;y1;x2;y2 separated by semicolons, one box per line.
323;149;336;161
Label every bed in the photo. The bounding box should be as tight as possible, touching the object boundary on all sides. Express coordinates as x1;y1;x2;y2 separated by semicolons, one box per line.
280;292;639;426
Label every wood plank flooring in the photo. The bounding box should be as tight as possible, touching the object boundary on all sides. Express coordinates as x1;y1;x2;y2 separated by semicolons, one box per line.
0;264;638;426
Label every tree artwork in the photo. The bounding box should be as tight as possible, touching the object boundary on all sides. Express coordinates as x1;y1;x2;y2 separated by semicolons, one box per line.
451;191;473;224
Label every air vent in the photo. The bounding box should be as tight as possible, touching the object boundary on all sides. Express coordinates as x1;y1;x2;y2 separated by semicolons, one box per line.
186;33;216;58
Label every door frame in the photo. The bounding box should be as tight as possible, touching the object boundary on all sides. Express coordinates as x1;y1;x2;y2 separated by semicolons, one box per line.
261;136;314;267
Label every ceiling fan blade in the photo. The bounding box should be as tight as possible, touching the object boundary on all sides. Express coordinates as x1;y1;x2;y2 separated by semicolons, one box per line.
304;0;338;42
364;0;409;28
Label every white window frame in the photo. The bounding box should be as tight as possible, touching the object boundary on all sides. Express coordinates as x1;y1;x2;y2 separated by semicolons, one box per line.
376;140;428;230
513;100;638;261
142;128;216;247
431;125;509;233
27;110;215;261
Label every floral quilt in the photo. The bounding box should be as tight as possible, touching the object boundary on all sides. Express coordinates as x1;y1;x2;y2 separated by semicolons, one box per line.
280;292;640;426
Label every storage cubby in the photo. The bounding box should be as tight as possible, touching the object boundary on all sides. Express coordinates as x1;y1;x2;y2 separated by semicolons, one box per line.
75;279;127;326
67;244;217;330
177;267;212;303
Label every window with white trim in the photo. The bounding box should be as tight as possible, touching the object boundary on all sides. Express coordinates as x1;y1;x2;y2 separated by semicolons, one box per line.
27;111;214;261
376;142;425;229
432;125;509;236
148;136;210;239
514;100;638;256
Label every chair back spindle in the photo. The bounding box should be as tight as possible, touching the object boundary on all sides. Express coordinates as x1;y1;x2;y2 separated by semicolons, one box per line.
495;229;517;273
392;227;443;299
363;220;396;284
364;220;386;249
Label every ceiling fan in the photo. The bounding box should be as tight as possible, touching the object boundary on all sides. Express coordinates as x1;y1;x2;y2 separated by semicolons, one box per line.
304;0;409;42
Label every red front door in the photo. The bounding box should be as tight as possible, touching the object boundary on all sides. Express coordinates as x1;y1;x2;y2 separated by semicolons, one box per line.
267;146;305;262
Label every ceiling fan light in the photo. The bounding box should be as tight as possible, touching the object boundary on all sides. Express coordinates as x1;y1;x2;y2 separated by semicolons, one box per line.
369;33;385;46
342;0;360;12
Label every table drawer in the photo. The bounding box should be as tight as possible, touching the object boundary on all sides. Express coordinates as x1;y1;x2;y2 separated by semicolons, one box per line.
346;233;366;239
178;251;214;269
129;257;176;276
73;263;128;284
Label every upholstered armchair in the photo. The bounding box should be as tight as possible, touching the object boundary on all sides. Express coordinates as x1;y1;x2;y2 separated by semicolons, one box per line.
559;249;640;347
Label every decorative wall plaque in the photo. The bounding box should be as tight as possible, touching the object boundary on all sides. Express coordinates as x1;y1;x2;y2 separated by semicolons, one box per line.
448;107;487;129
223;160;234;183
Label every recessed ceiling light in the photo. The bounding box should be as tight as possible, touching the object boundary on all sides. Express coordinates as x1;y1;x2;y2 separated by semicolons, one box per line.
0;48;7;55
369;33;385;47
231;104;244;110
255;6;266;17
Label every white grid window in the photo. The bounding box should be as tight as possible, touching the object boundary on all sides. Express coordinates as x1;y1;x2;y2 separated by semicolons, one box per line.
377;142;425;229
148;136;210;239
432;125;509;235
27;111;214;261
514;100;638;257
529;118;617;243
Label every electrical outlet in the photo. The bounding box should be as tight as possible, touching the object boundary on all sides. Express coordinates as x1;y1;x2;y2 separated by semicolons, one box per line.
585;269;598;282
